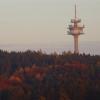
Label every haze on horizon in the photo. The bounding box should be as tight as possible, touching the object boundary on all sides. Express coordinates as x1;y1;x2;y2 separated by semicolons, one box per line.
0;0;100;54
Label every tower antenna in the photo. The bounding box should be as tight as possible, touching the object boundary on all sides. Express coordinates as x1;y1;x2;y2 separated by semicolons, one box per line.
75;4;77;19
67;5;85;54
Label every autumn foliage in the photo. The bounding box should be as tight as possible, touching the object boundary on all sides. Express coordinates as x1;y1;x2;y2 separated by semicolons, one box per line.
0;50;100;100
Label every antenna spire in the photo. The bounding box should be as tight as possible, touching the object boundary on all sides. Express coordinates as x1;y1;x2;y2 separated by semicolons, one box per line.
75;4;77;19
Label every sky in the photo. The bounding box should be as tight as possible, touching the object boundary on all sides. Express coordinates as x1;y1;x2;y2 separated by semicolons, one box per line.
0;0;100;54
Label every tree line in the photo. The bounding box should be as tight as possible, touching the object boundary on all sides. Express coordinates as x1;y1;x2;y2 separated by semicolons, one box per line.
0;49;100;100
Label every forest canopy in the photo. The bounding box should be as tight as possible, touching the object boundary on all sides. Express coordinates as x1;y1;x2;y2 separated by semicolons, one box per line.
0;49;100;100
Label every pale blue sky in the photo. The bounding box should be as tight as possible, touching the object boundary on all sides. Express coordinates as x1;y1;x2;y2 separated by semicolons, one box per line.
0;0;100;54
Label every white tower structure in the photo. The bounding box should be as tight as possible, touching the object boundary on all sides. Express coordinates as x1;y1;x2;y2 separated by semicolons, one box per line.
68;5;85;54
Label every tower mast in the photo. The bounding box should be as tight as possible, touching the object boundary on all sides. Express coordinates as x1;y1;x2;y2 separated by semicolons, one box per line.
75;4;76;19
68;5;85;54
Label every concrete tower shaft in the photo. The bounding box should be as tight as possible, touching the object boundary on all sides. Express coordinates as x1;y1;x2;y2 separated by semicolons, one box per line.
74;35;79;54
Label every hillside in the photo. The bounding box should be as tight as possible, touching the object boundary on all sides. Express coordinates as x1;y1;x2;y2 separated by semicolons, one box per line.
0;50;100;100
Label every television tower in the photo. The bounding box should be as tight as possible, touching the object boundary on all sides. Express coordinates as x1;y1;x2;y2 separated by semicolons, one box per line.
68;4;85;54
